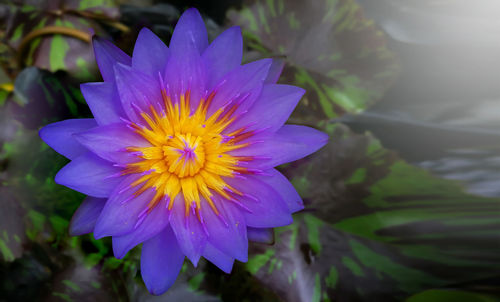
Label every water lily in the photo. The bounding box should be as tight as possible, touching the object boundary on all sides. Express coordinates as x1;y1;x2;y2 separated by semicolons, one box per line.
39;8;327;295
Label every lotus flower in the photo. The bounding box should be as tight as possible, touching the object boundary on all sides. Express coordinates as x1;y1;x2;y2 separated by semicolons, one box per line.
39;8;327;295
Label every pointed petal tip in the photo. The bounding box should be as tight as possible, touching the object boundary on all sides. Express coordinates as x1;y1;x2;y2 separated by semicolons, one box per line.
38;125;46;140
112;242;127;259
295;86;306;97
292;201;305;213
203;243;236;273
254;58;274;81
147;287;163;296
147;284;173;296
68;197;106;236
170;7;208;54
213;259;234;274
317;132;330;148
225;25;242;36
38;126;54;149
93;217;115;239
138;26;154;36
92;221;111;240
54;168;67;187
247;227;275;244
54;152;121;197
92;229;107;240
141;227;184;296
133;27;170;75
223;265;234;274
92;36;113;56
238;252;248;263
189;255;201;267
68;222;89;237
202;25;243;90
279;215;294;227
259;58;274;69
92;36;131;82
38;119;97;159
183;7;202;18
264;58;286;84
92;36;120;51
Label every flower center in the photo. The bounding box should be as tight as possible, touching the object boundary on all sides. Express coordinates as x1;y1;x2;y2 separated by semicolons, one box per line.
163;133;205;178
120;86;261;219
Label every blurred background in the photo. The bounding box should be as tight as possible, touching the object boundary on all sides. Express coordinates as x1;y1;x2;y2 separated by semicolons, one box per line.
0;0;499;301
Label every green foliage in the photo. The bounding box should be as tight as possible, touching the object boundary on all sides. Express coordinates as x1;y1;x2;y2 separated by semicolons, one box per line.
242;125;500;301
4;0;119;79
228;0;400;120
11;67;92;129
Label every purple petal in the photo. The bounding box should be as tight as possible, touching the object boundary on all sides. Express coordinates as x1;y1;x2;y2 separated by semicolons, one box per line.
141;226;184;295
112;196;170;259
114;63;162;123
229;125;328;169
39;119;96;160
203;243;234;273
164;33;206;113
247;227;274;244
225;175;293;228
55;152;122;198
227;84;304;134
93;37;131;82
261;169;304;213
80;82;125;125
69;196;106;236
169;196;208;266
208;59;272;117
93;175;156;239
169;8;208;54
264;58;285;84
74;123;150;164
202;26;242;91
132;28;169;76
200;196;248;261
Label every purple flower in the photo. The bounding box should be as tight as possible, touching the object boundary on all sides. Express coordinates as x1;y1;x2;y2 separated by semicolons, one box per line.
39;8;327;295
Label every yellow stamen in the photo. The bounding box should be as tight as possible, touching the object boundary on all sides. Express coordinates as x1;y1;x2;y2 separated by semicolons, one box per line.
123;88;257;220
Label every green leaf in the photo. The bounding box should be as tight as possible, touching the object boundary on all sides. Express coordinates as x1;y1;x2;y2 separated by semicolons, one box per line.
228;0;400;120
4;1;119;79
245;124;500;301
11;67;91;129
49;35;70;71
